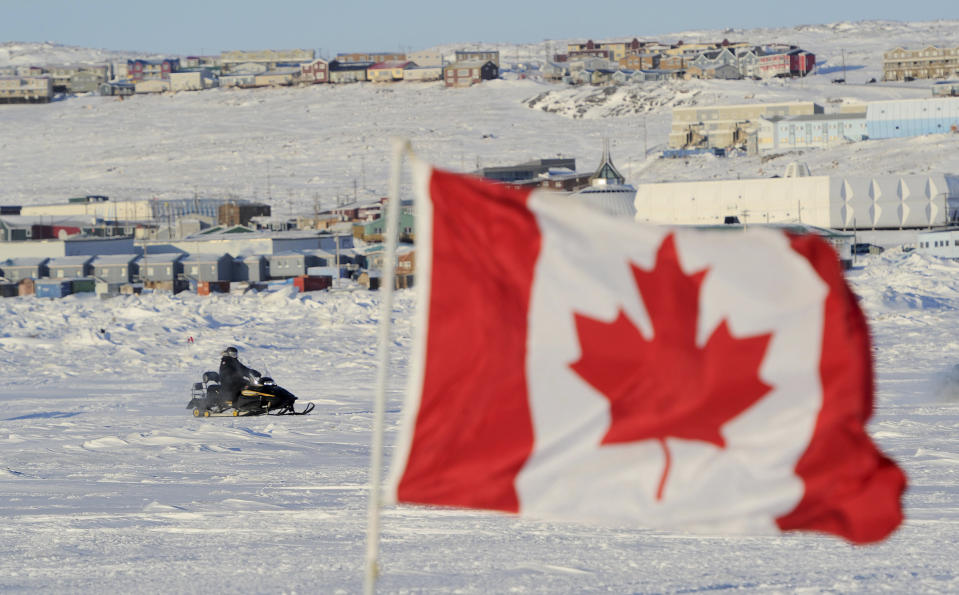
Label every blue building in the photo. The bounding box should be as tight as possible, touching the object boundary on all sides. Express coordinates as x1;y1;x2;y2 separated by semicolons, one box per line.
759;112;867;151
867;98;959;139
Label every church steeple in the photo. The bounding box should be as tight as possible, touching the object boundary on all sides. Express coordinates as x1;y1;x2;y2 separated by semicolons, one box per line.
590;139;625;186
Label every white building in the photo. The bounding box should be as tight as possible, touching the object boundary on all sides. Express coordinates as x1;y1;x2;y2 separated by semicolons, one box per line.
635;171;959;230
916;228;959;258
170;70;218;92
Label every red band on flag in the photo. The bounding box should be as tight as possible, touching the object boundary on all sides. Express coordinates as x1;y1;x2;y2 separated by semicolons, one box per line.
396;169;539;512
776;235;906;543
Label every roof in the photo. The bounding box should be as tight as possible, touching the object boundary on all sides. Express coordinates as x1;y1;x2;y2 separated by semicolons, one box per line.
139;252;184;264
370;61;415;69
0;215;95;226
2;257;49;267
330;61;375;71
785;112;866;122
447;60;496;68
92;254;139;265
47;255;94;266
182;252;233;263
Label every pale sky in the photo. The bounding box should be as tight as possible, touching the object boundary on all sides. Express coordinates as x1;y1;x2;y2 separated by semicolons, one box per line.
2;0;956;56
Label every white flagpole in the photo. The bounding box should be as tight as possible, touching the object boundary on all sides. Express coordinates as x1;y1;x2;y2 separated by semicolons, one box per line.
364;138;409;595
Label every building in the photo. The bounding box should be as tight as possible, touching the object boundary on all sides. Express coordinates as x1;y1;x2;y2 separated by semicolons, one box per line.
409;50;444;67
0;257;49;282
478;159;577;183
354;212;415;242
219;74;256;88
0;76;53;103
127;59;180;81
135;79;171;93
335;52;405;63
218;202;271;226
138;252;184;283
916;228;959;258
181;253;233;282
254;69;299;87
300;58;329;83
20;196;265;228
444;61;499;87
329;61;372;83
635;170;959;230
98;81;135;97
565;40;636;62
0;236;136;259
669;101;823;149
933;81;959;97
43;64;109;92
92;254;139;284
220;49;314;72
47;255;94;279
454;50;500;67
757;112;868;152
572;143;636;218
866;98;959;139
404;65;443;82
146;228;333;258
170;70;218;92
233;254;268;282
368;61;416;82
883;46;959;81
268;251;326;278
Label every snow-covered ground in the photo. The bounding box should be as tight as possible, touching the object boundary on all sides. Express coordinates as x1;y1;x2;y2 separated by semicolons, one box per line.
1;251;958;592
2;20;959;593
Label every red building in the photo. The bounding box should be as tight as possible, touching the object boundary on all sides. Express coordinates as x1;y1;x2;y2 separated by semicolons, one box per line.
790;51;816;76
301;58;329;83
127;59;179;81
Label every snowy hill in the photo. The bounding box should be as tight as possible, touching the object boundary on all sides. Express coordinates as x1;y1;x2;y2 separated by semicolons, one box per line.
0;41;156;67
1;20;959;213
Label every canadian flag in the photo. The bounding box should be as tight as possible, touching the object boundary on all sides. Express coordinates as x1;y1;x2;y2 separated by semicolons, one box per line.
387;161;906;544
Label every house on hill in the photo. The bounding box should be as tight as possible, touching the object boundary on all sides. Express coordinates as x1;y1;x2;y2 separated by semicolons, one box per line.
444;61;499;87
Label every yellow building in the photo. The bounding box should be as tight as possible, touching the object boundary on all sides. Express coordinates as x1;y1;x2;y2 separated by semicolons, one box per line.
368;61;415;82
0;76;52;103
669;102;823;149
883;46;959;81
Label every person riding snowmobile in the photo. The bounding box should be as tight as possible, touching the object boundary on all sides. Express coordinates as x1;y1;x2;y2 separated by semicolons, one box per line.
218;346;261;400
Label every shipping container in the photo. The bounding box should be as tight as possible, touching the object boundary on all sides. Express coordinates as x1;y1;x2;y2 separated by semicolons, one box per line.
293;275;331;292
35;280;73;298
0;283;18;298
18;278;35;296
197;280;230;295
71;278;96;294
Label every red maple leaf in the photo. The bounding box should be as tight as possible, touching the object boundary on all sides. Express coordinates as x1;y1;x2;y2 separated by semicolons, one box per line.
570;234;773;501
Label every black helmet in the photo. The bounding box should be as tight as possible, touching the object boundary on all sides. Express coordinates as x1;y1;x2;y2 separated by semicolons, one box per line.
221;346;238;359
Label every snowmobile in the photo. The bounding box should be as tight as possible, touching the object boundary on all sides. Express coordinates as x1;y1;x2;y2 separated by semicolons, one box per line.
187;371;314;417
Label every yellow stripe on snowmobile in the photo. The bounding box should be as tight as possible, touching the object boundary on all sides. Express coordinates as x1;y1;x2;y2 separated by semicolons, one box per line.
240;390;273;397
